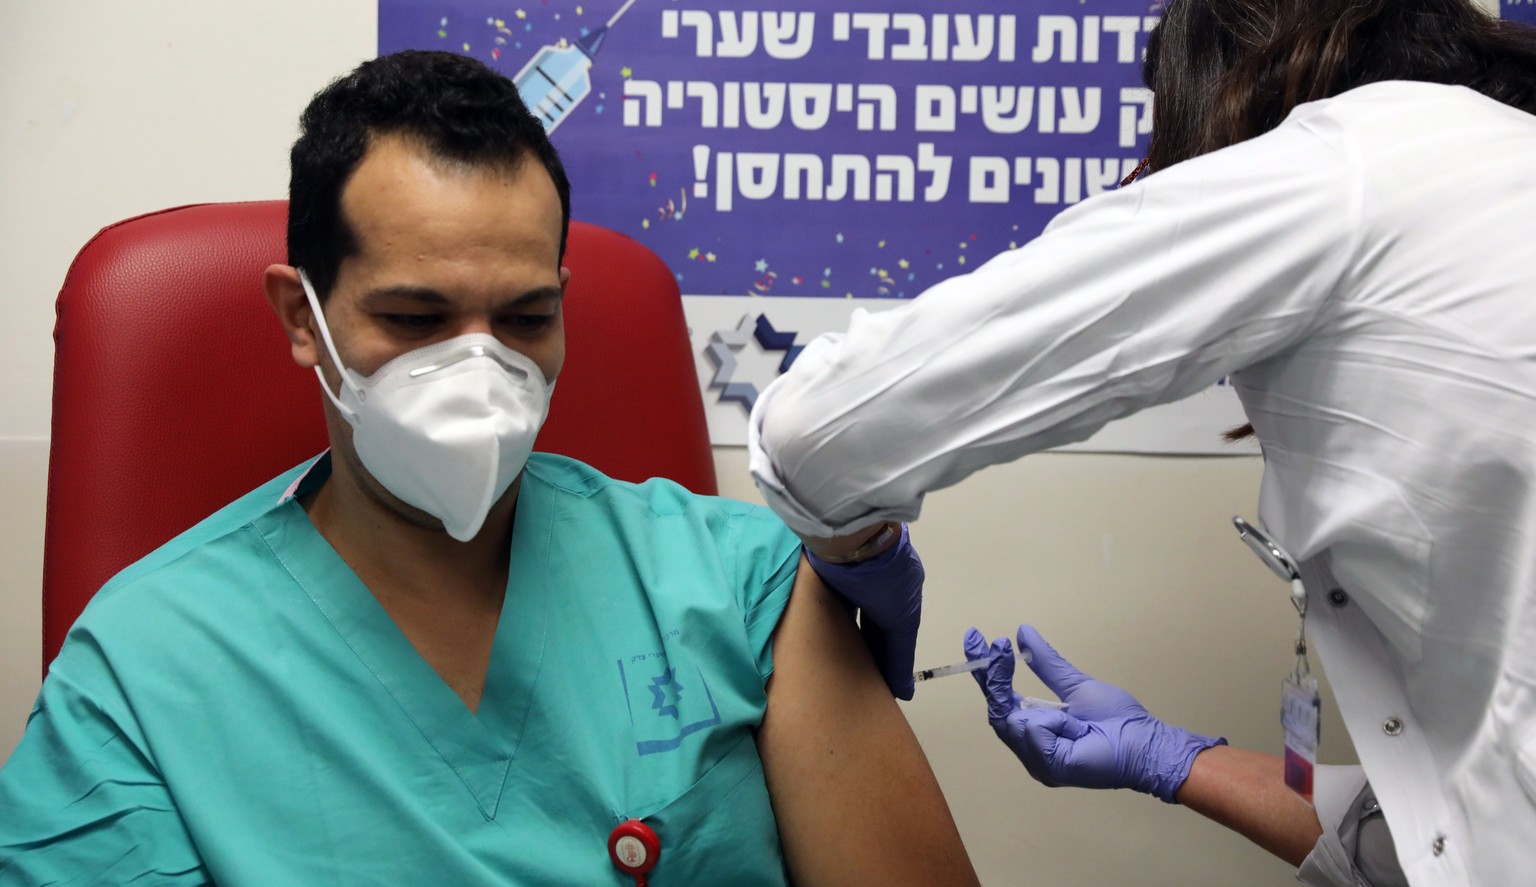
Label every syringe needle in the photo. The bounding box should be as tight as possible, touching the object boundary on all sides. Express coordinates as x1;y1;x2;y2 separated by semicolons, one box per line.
915;647;1032;682
911;651;1068;708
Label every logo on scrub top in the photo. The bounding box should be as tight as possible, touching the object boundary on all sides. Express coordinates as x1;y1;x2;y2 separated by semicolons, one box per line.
618;654;722;756
648;667;684;719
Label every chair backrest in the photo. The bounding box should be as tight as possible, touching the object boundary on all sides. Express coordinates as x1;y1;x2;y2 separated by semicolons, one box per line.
44;201;715;669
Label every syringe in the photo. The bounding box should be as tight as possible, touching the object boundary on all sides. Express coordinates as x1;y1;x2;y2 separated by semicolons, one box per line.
912;650;1068;708
513;0;639;133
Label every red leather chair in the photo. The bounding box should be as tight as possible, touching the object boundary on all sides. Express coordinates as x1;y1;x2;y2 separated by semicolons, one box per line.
44;201;714;669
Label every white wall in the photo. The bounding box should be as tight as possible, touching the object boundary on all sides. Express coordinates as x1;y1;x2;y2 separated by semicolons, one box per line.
14;0;1509;882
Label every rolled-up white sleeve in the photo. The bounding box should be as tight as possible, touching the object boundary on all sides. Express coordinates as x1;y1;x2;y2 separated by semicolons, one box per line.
749;112;1362;537
1298;766;1408;887
1298;765;1372;886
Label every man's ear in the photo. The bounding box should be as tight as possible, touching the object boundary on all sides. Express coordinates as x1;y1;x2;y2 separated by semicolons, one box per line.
263;264;321;369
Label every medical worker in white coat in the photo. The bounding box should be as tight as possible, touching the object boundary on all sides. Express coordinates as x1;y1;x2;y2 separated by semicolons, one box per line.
748;2;1536;886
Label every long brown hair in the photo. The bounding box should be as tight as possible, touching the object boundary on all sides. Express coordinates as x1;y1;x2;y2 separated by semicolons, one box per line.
1142;1;1536;444
1144;0;1536;174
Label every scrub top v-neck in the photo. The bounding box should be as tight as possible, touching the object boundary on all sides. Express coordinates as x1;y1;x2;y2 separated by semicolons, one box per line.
261;455;555;821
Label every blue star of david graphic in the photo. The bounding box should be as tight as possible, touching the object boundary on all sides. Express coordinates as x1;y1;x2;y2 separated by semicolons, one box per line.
648;668;684;720
616;657;724;756
704;314;805;416
754;314;805;373
705;315;759;413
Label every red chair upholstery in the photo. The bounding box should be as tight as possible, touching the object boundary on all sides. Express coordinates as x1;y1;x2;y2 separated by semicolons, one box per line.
44;201;714;669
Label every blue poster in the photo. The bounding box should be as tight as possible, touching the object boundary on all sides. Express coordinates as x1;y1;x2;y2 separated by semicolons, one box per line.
378;0;1251;452
380;1;1162;301
1506;0;1536;25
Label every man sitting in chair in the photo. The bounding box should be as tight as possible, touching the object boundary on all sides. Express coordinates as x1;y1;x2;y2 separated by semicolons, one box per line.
0;51;976;886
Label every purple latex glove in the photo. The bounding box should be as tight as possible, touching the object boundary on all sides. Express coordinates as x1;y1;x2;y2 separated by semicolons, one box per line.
963;624;1226;803
806;524;922;700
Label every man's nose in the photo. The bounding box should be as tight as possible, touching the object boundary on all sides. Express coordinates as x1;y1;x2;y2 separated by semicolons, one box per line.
456;316;497;337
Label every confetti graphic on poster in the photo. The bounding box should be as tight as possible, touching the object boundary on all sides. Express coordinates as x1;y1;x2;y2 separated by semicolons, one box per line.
381;1;1253;451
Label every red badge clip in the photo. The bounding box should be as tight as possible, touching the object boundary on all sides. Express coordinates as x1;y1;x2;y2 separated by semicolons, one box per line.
608;819;661;886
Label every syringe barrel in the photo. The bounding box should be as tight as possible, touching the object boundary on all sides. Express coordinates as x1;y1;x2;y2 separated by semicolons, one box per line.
513;44;594;132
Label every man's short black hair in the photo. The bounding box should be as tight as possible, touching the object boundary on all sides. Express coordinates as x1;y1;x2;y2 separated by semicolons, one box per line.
287;50;572;299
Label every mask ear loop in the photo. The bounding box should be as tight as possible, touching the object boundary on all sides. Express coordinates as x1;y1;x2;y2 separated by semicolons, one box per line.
298;269;363;421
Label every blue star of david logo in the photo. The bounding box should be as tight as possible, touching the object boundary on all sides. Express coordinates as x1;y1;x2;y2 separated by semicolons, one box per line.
648;668;684;720
617;657;724;756
754;314;806;372
704;314;805;415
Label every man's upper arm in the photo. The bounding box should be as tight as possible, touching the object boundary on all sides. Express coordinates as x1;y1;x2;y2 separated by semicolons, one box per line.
756;559;979;886
0;658;208;884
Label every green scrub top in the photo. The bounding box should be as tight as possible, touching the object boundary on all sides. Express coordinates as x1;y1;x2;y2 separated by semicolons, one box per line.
0;453;801;885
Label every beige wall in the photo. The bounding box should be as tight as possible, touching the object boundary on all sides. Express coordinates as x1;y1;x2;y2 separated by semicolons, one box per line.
12;0;1502;882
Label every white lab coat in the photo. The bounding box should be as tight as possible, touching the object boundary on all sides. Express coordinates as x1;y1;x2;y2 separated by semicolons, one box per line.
749;81;1536;887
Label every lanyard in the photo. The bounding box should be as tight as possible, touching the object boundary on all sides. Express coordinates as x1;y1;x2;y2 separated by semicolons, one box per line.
1234;516;1320;805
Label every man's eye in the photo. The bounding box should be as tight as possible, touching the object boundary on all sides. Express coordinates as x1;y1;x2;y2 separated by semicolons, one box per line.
503;313;555;330
380;314;443;330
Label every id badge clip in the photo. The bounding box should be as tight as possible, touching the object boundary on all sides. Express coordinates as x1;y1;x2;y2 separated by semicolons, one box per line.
1233;517;1320;806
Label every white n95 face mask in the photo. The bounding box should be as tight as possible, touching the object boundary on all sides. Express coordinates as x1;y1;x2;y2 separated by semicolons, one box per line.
299;270;553;541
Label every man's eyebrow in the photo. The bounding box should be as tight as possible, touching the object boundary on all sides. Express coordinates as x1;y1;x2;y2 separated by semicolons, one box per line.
359;285;564;309
506;286;565;306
